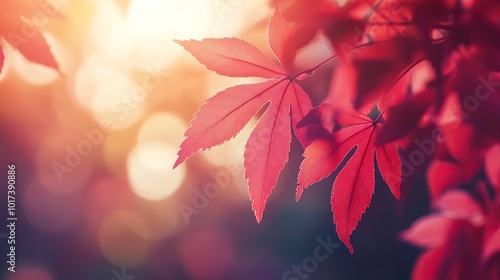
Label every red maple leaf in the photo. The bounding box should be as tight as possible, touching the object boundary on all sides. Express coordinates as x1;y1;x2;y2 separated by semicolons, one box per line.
296;106;401;253
0;0;60;74
402;187;500;280
173;9;327;223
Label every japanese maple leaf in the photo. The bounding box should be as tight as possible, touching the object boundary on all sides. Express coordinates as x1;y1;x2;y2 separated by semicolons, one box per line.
173;9;326;222
296;106;401;253
0;0;60;74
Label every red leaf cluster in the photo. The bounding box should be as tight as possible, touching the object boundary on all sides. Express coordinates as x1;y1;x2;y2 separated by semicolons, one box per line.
174;0;500;260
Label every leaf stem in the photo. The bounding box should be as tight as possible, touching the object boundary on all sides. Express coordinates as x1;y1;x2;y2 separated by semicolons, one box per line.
292;54;338;80
388;56;426;92
292;41;382;80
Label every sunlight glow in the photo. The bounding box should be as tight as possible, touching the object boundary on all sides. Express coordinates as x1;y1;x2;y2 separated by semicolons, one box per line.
88;0;270;70
90;0;132;59
127;142;186;201
125;0;211;69
73;54;144;130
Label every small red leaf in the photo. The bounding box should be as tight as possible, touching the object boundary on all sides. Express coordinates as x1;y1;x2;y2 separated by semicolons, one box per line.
0;1;60;71
434;190;484;226
427;159;481;199
15;29;58;71
175;38;287;78
401;214;454;248
268;9;292;68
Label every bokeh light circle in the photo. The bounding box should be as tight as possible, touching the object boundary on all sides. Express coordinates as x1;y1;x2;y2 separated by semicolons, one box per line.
127;141;186;200
137;112;187;146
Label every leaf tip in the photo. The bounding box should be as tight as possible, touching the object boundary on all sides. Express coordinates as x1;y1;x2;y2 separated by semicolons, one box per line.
337;228;355;254
254;211;263;223
173;156;184;169
251;199;265;223
340;235;355;254
272;6;283;18
394;190;401;200
295;187;303;202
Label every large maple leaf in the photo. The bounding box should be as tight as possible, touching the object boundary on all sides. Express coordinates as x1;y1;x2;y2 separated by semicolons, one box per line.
173;9;327;222
296;106;401;252
0;0;60;74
